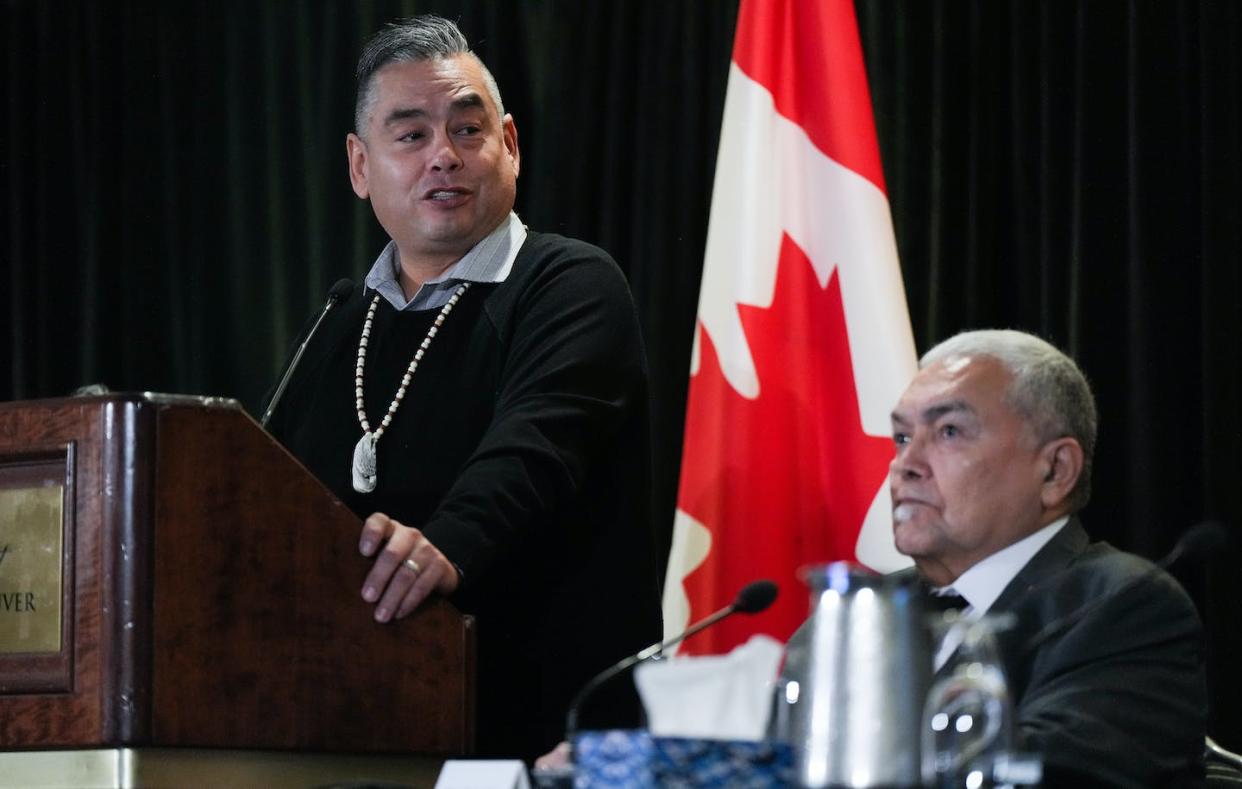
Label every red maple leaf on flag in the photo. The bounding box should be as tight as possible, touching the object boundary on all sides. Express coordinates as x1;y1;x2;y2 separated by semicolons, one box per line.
676;233;896;654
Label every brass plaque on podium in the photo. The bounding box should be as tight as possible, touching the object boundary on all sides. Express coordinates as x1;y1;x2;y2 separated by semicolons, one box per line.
0;486;64;654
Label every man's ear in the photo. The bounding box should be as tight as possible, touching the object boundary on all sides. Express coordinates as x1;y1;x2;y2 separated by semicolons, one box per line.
346;133;370;199
1039;438;1084;511
502;114;520;179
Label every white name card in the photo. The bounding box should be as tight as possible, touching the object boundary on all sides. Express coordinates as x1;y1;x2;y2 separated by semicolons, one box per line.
434;759;531;789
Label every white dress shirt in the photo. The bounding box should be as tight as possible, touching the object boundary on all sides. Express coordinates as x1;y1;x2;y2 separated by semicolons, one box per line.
933;516;1069;669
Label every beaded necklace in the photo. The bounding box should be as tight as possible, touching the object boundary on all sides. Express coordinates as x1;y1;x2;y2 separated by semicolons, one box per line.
350;282;471;493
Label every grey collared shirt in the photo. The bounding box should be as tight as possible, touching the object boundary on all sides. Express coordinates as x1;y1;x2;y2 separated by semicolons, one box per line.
363;212;528;311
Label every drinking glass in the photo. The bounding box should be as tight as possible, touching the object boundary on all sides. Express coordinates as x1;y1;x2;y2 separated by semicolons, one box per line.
922;613;1015;789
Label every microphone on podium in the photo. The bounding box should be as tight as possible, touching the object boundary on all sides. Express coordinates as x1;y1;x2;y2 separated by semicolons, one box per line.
564;579;778;741
260;278;355;429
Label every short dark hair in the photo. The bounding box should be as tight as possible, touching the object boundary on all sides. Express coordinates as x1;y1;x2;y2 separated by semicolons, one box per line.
353;15;505;136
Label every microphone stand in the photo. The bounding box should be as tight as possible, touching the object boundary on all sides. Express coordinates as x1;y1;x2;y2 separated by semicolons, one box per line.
562;579;776;745
260;279;353;428
563;601;737;741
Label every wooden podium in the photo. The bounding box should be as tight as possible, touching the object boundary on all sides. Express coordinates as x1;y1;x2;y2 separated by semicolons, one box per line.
0;394;475;785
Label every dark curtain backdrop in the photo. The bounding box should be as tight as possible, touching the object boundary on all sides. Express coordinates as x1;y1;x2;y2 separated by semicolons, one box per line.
4;0;1240;745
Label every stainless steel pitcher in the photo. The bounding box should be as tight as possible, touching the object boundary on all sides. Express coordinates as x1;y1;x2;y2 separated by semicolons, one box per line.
773;562;932;788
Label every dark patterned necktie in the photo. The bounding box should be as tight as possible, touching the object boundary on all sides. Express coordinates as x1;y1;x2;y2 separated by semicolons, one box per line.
926;592;969;614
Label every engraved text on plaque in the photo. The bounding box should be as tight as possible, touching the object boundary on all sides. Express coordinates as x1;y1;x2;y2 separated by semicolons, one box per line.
0;486;65;654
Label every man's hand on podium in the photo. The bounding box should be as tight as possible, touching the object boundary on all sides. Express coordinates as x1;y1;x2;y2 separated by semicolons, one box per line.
358;513;460;622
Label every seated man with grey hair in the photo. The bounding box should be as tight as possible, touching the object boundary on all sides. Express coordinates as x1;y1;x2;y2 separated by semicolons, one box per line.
890;329;1206;787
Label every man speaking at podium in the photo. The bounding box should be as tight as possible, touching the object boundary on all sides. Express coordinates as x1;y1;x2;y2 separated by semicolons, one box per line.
264;16;662;760
890;329;1206;786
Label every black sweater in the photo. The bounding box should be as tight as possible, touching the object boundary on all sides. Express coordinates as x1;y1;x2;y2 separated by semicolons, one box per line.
269;232;663;758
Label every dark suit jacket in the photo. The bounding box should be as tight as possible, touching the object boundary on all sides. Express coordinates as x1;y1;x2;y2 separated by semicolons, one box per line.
986;518;1206;787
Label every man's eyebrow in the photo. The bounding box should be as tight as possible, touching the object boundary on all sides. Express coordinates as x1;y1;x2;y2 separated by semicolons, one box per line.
891;400;975;427
383;107;428;126
922;400;975;423
450;93;486;111
382;94;486;128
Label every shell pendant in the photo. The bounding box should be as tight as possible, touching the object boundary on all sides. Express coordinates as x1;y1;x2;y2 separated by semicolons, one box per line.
352;431;378;493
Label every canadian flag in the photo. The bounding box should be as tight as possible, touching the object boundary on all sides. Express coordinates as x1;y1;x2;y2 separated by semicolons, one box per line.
664;0;917;654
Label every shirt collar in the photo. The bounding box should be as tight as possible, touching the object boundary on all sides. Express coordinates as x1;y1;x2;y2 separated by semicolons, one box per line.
943;516;1070;616
363;211;527;311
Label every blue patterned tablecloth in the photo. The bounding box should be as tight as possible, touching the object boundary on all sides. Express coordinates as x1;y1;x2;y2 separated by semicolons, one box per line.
574;730;795;788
